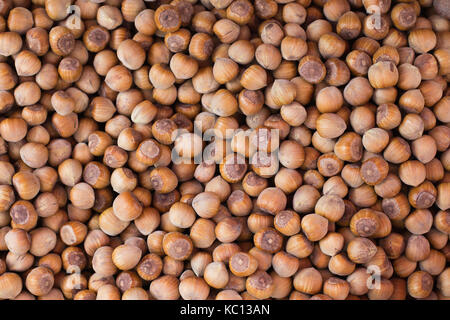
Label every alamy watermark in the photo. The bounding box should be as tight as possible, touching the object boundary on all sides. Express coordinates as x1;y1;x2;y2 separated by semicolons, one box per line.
169;121;281;167
366;265;382;290
365;5;384;31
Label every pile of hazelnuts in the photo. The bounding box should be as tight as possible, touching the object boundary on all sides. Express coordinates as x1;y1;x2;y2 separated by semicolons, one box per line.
0;0;448;300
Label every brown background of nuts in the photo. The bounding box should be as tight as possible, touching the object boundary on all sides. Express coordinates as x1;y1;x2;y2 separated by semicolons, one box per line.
0;0;448;301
